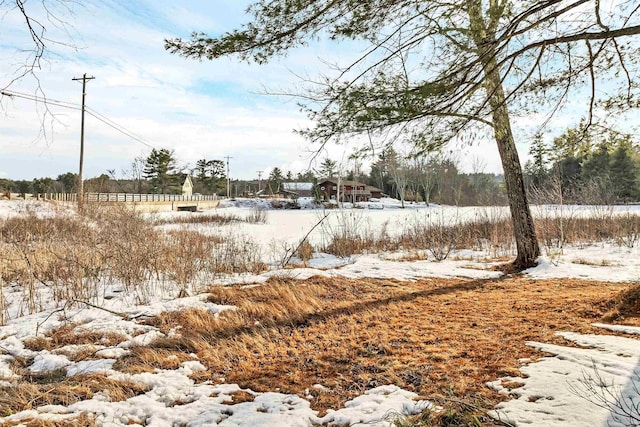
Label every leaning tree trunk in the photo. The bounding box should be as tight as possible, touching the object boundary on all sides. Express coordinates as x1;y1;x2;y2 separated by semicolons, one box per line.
468;1;540;269
485;66;540;268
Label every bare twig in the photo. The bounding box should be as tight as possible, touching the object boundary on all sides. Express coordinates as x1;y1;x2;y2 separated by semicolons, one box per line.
282;211;331;267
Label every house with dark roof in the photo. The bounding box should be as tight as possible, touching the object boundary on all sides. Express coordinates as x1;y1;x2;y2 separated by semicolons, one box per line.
317;179;383;202
258;182;315;199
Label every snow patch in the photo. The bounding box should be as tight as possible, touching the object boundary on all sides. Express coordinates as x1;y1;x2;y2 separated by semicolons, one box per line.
489;330;640;427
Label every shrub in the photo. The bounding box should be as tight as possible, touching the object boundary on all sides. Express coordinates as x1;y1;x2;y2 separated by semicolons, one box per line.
245;206;268;224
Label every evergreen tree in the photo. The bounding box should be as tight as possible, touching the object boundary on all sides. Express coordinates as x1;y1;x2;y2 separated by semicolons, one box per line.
15;181;33;195
549;120;593;162
581;146;611;185
195;159;225;194
144;149;177;194
0;179;13;193
167;1;640;267
296;170;316;182
56;172;78;193
552;157;582;200
268;167;284;193
318;158;337;178
610;146;638;202
368;146;396;196
526;133;549;189
580;146;612;202
32;177;54;194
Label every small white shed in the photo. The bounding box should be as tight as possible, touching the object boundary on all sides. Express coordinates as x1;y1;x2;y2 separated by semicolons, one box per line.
182;176;194;196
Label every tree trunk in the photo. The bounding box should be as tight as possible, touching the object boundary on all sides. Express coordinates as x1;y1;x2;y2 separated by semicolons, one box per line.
483;63;540;268
468;2;540;269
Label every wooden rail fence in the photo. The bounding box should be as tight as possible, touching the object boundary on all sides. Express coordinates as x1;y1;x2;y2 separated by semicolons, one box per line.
34;193;219;202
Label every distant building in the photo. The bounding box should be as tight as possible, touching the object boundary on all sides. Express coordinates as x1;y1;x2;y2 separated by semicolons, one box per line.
365;185;384;199
181;176;193;196
263;182;315;199
317;179;383;202
281;182;314;198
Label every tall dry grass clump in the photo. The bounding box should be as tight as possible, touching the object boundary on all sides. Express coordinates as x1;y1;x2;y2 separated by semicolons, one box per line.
319;206;640;261
0;204;265;324
1;209;102;317
534;208;640;253
0;373;145;420
94;206;166;297
319;211;399;256
143;279;327;357
152;211;243;226
319;208;514;260
151;207;268;226
245;206;268;224
603;283;640;322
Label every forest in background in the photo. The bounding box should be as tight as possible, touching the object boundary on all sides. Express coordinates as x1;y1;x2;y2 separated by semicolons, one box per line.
2;122;639;207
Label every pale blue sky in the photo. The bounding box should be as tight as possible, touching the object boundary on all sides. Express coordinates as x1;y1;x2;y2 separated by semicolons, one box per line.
1;1;635;182
1;0;334;181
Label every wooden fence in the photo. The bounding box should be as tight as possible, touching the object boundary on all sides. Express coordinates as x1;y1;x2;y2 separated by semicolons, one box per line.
34;193;219;202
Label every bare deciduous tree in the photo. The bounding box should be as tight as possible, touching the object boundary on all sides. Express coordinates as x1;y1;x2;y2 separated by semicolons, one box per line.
1;0;79;141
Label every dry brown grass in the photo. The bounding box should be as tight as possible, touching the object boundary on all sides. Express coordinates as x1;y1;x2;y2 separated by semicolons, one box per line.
2;276;638;422
0;205;269;323
152;212;243;226
129;276;640;415
603;284;640;322
2;413;96;426
143;282;326;349
382;251;430;262
23;324;126;352
0;374;147;417
223;390;255;404
320;212;640;259
113;347;192;374
296;239;315;262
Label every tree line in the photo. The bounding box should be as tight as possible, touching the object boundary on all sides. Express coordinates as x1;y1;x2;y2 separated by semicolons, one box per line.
165;0;640;268
222;150;508;207
0;149;227;196
524;122;640;204
8;122;640;205
2;146;508;205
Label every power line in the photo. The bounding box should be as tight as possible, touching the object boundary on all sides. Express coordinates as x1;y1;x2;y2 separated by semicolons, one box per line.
1;89;81;110
1;88;157;150
85;108;156;150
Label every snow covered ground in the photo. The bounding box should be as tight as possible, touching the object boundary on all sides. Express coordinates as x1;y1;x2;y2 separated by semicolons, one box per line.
1;200;639;426
155;199;640;269
489;327;640;427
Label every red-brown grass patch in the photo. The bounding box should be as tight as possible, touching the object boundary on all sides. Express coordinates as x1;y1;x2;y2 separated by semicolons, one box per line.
136;276;639;414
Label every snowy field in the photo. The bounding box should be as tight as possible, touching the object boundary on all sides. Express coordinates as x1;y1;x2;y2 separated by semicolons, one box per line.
157;198;640;269
0;199;639;426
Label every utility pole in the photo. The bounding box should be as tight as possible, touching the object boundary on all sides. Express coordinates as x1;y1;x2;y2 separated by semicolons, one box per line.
256;170;263;197
224;156;233;199
72;73;95;209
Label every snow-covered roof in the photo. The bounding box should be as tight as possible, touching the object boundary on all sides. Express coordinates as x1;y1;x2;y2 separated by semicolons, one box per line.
282;182;314;191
